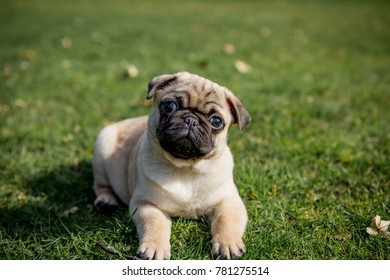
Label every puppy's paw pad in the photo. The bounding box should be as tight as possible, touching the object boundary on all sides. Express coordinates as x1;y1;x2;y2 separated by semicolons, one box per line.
94;196;118;215
137;242;171;260
212;236;245;260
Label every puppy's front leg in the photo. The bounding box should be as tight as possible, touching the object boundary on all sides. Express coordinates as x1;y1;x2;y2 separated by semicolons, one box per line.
131;202;172;260
210;198;248;260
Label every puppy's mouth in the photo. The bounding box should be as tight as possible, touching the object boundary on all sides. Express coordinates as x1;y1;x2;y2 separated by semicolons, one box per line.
156;115;214;160
163;137;210;159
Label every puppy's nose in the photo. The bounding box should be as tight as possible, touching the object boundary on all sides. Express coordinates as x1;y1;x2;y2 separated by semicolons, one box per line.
184;116;199;128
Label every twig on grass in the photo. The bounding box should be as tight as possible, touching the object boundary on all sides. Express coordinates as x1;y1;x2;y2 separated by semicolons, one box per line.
96;241;139;260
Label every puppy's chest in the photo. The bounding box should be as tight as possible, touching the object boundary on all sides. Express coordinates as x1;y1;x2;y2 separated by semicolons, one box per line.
157;174;217;218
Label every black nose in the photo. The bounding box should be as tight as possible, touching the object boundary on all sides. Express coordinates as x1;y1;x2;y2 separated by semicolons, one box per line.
184;116;199;128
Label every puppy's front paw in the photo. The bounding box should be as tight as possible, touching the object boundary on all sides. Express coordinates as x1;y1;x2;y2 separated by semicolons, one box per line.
212;235;246;260
137;241;171;260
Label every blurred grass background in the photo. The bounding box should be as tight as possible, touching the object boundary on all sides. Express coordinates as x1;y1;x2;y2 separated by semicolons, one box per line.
0;0;389;259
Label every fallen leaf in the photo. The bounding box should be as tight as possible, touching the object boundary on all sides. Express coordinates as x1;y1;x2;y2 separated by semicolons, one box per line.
60;37;73;49
223;43;236;55
366;215;390;239
371;183;379;190
372;215;390;232
124;64;139;78
61;59;72;69
0;104;11;113
3;66;13;77
366;227;378;236
235;60;252;74
57;206;79;218
17;191;27;200
25;50;37;61
20;61;30;71
333;233;352;240
14;99;28;108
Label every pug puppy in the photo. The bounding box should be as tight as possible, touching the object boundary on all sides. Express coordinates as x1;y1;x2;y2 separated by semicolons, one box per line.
92;71;251;260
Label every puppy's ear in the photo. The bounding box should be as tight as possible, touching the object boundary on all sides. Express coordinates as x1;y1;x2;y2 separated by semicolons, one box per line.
225;90;251;131
146;74;178;100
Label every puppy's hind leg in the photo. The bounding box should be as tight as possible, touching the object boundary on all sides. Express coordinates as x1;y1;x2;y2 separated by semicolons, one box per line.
93;182;119;215
93;155;118;215
92;134;119;215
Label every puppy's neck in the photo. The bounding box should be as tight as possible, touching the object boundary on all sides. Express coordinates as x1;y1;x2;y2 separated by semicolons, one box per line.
160;147;211;172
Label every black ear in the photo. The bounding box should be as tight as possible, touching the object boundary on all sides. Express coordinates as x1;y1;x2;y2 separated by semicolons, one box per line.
146;74;178;100
226;90;251;131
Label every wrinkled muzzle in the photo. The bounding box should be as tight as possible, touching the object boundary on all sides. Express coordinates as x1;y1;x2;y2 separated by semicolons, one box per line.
156;112;214;159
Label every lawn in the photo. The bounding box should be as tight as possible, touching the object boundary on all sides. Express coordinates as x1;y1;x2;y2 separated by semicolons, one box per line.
0;0;389;260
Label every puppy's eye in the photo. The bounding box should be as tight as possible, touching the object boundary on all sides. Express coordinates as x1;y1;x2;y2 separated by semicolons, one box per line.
161;101;178;114
209;116;224;130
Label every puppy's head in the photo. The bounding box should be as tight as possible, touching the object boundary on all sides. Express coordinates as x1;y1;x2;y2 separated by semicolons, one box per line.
147;71;251;161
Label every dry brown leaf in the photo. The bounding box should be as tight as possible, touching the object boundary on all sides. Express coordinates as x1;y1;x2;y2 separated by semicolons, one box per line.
366;215;390;239
14;99;28;108
235;60;252;74
57;206;79;218
223;43;236;55
366;227;378;236
60;37;73;49
17;191;27;200
373;215;390;232
126;64;139;78
61;59;72;69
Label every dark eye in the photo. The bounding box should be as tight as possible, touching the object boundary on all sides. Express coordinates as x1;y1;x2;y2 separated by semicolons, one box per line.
161;101;178;114
209;116;224;130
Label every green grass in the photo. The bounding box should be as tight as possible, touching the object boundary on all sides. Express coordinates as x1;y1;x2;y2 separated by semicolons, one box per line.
1;0;389;259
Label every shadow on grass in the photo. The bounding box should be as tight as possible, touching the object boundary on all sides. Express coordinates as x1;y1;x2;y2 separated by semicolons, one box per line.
0;160;138;259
